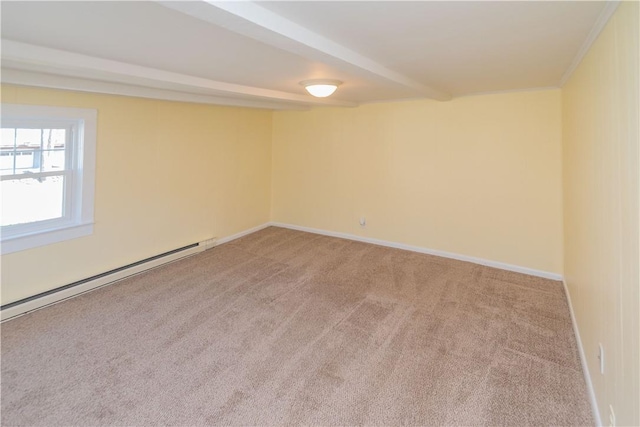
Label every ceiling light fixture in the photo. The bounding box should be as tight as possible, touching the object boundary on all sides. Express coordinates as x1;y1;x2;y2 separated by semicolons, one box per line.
300;79;342;98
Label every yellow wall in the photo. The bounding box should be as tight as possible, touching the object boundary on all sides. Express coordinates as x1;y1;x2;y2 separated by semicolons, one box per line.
272;90;564;275
562;2;639;426
1;85;272;305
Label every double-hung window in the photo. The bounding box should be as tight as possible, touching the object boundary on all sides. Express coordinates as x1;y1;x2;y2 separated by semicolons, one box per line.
1;104;97;254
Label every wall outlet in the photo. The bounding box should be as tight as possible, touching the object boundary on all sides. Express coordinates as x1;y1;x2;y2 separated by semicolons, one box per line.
598;343;604;374
359;216;366;227
608;404;616;427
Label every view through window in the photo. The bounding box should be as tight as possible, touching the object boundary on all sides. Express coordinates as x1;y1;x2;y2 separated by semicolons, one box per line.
1;127;70;226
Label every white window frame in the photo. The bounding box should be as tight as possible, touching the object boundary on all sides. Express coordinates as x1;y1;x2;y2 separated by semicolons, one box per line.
1;104;97;254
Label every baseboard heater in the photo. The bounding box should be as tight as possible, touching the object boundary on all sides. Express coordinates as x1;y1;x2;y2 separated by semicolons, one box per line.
1;238;216;322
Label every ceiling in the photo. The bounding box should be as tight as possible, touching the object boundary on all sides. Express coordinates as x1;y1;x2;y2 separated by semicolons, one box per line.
1;1;614;110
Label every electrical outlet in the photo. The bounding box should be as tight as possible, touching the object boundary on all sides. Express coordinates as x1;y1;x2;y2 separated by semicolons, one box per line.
598;343;604;374
359;216;366;227
609;404;616;427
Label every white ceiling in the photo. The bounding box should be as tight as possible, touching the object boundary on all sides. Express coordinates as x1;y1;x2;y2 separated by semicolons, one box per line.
1;1;613;110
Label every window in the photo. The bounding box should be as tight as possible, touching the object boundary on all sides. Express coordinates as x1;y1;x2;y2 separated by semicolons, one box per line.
1;104;96;254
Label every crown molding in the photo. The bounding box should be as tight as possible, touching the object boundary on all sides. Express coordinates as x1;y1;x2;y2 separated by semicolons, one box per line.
559;1;620;87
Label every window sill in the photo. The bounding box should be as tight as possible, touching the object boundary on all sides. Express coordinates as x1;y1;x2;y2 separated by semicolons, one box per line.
1;222;94;255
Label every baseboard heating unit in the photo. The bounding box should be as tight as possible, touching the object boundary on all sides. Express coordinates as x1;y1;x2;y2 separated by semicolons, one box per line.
1;239;215;322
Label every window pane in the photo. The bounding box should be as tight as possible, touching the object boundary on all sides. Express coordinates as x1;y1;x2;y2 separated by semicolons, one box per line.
40;148;66;172
1;128;66;176
1;176;65;226
1;128;16;175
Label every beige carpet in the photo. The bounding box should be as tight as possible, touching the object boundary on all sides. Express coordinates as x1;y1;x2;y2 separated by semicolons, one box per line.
1;227;593;426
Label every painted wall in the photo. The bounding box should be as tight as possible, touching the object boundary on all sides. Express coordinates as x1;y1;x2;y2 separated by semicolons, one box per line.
272;90;563;275
562;2;639;426
1;85;272;305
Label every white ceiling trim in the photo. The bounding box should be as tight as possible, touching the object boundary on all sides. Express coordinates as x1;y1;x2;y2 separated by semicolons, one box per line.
456;86;561;99
159;1;452;102
1;40;357;109
1;69;309;111
559;0;620;87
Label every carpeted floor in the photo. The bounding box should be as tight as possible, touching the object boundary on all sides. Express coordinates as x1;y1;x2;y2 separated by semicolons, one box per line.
1;226;593;426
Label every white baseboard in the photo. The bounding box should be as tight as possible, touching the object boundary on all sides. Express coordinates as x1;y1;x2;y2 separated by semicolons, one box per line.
270;222;563;281
562;279;602;427
0;222;272;322
216;222;272;245
2;220;563;321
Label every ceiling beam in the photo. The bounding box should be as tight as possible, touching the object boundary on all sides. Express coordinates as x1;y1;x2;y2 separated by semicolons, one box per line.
158;1;452;102
1;40;357;108
1;69;310;111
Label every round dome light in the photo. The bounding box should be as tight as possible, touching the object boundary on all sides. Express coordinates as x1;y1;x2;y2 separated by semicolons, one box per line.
300;79;342;98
